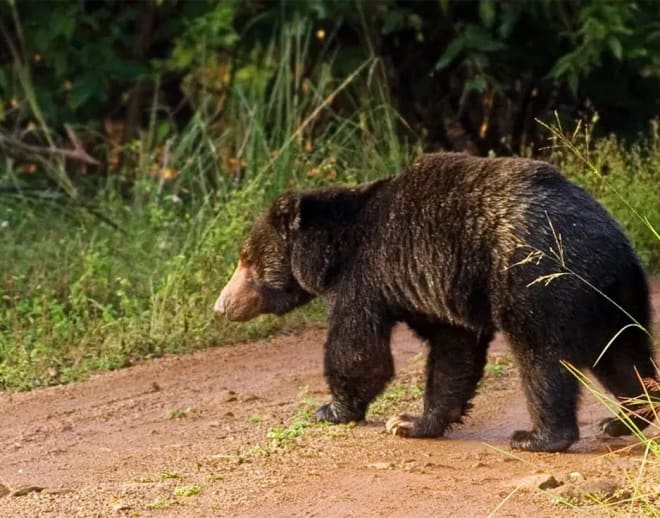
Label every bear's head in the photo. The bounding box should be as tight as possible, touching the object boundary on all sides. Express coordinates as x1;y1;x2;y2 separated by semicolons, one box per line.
215;181;384;321
214;192;313;321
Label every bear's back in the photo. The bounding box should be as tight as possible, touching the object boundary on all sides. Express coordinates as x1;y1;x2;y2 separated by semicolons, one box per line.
371;152;645;328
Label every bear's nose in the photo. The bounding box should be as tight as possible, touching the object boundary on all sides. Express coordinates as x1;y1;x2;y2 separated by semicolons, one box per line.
214;290;228;314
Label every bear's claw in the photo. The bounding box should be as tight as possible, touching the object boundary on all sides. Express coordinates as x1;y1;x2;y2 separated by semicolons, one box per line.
315;401;365;424
315;403;342;423
385;414;417;437
599;417;630;437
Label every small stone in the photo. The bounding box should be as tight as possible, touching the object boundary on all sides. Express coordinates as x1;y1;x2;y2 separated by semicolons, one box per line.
580;478;619;498
568;471;585;483
548;484;579;500
0;484;9;498
514;474;562;491
549;478;622;502
219;390;237;403
11;485;44;497
111;501;132;512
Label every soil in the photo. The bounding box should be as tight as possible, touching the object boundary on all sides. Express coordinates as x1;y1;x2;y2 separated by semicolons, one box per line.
0;281;659;517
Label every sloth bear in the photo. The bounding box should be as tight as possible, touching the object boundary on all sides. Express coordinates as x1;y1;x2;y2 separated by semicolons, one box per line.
215;152;656;452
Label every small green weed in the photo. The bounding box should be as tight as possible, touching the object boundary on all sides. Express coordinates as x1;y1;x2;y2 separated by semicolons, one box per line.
323;422;356;439
160;471;185;481
266;387;318;449
173;485;202;497
169;409;189;419
266;420;311;449
147;498;177;510
368;379;423;418
484;354;514;378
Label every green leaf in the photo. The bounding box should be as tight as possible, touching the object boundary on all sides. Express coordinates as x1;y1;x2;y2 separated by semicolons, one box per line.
381;11;406;35
107;60;148;81
464;25;506;52
465;77;487;93
479;0;496;28
69;75;106;110
53;52;69;80
155;121;171;145
607;36;623;60
433;37;465;71
549;54;573;79
498;4;520;39
53;11;76;40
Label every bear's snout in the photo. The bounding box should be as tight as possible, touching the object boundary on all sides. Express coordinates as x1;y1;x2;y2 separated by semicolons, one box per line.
214;261;264;321
214;289;228;315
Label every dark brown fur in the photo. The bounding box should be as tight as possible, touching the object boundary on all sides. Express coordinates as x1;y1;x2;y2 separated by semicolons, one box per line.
216;152;657;452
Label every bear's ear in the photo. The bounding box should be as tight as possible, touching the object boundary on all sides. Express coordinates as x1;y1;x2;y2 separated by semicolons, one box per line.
269;192;301;239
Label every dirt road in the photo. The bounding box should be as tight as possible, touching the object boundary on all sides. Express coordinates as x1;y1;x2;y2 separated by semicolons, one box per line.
0;282;658;517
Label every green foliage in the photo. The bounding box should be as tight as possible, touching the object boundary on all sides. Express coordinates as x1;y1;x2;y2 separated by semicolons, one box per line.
0;0;239;127
550;2;660;93
547;118;660;271
2;0;660;163
165;1;238;72
2;1;142;124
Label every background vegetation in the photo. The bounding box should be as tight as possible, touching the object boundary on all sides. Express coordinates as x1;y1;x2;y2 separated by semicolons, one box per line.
0;0;658;389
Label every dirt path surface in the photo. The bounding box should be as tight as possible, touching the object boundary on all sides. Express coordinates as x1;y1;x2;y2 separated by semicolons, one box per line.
1;282;659;517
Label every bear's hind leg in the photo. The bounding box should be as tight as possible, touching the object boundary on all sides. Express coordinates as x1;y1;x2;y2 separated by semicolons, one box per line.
591;335;657;437
387;325;491;438
509;343;580;452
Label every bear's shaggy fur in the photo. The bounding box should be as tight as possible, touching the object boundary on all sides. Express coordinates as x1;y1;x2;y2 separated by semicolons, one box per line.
215;152;657;452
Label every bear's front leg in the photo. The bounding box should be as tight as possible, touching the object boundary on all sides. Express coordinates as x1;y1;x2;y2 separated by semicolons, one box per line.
315;307;394;424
